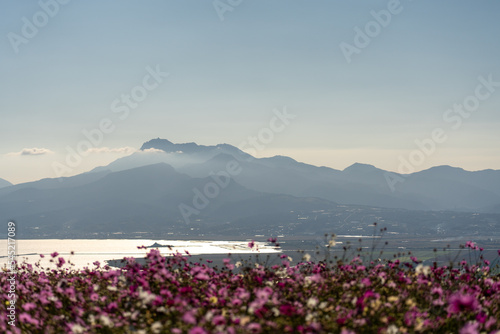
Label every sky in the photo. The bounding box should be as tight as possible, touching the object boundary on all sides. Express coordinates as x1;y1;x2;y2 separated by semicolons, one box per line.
1;0;500;184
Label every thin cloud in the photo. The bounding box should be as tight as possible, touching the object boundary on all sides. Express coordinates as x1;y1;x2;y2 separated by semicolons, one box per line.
141;148;165;154
7;148;54;156
85;147;136;154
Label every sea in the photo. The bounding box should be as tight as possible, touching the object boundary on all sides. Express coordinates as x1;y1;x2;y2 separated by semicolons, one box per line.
0;239;281;271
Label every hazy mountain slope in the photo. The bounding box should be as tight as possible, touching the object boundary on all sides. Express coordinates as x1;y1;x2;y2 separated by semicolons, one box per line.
181;154;429;210
398;177;498;211
0;163;339;235
77;139;500;213
136;139;500;212
0;178;12;189
90;139;253;174
408;166;500;197
482;203;500;214
0;171;111;197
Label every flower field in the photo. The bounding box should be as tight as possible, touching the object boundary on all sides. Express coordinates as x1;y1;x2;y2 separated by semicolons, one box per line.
1;241;500;334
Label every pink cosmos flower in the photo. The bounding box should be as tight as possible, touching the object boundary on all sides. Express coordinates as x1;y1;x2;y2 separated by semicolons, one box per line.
22;303;37;311
340;329;356;334
465;241;478;250
231;298;243;307
189;327;207;334
19;313;40;327
247;323;262;333
182;311;197;325
279;304;296;316
431;286;443;296
476;312;487;323
448;293;480;314
212;315;226;326
195;273;210;281
361;277;371;287
57;257;66;268
223;258;235;270
459;322;479;334
90;293;99;302
107;302;118;312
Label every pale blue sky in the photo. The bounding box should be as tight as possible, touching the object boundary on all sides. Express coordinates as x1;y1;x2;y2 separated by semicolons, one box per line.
1;1;500;184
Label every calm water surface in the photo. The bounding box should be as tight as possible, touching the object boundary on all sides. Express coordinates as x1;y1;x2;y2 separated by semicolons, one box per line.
0;239;280;270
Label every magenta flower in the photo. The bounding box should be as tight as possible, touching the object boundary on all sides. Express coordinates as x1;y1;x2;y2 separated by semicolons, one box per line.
279;304;296;316
195;273;210;280
247;323;262;333
361;277;371;287
22;303;37;311
223;258;234;270
90;293;99;302
448;293;480;314
340;329;356;334
50;252;59;258
4;244;500;333
107;302;118;312
459;322;479;334
431;286;443;296
189;327;207;334
231;298;243;307
476;311;487;323
19;313;40;327
212;315;226;326
182;311;197;325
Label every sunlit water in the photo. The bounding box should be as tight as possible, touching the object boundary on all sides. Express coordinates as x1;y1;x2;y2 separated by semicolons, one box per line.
0;239;280;271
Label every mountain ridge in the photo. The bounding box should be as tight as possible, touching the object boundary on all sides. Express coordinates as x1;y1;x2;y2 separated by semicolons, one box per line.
3;138;500;217
0;178;12;189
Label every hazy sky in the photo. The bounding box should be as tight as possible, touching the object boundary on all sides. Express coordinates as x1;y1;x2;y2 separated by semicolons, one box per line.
1;1;500;184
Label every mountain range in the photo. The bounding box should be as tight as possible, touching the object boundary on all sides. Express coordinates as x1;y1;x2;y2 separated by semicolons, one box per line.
1;138;499;237
91;139;500;213
0;178;12;189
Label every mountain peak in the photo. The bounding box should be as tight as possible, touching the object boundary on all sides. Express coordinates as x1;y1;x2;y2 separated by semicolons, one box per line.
426;165;464;172
140;138;247;157
263;155;297;163
416;165;467;176
343;163;379;172
140;138;174;151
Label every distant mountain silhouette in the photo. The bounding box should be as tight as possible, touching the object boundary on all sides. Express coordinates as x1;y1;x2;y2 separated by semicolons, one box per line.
86;139;500;212
2;138;500;237
0;163;337;235
0;178;12;189
90;138;253;174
